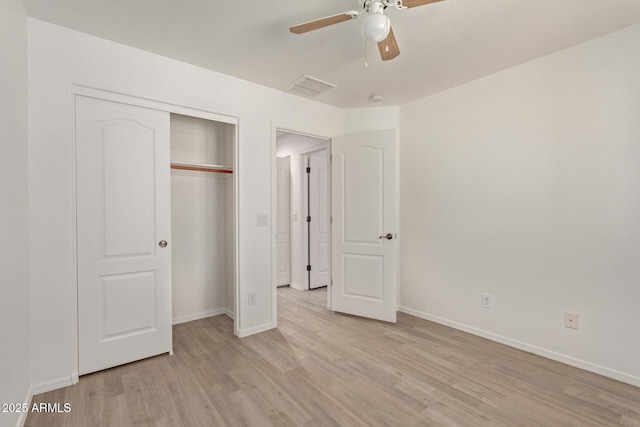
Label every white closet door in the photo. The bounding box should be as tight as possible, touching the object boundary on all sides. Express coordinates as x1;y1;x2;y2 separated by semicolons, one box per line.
309;150;329;289
76;96;172;375
276;157;291;285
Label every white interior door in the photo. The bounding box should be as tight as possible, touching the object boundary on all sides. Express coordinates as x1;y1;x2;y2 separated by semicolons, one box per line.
276;156;291;286
308;150;329;289
331;129;397;322
76;96;172;375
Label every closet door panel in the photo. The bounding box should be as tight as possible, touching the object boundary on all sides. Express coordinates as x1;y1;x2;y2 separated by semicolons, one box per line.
102;121;155;257
309;151;329;289
76;96;172;375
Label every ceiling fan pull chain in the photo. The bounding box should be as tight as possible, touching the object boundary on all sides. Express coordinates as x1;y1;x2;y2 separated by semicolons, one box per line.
364;40;368;67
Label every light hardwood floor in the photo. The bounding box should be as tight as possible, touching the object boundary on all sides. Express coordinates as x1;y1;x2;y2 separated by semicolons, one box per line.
27;287;640;426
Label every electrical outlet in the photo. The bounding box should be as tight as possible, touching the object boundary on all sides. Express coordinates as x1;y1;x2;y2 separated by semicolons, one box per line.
248;292;256;305
564;312;578;329
482;293;492;309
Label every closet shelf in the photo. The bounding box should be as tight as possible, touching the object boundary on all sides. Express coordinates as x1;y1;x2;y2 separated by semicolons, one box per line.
170;162;233;174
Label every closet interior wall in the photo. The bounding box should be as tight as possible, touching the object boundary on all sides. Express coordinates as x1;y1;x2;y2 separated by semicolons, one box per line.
170;113;235;324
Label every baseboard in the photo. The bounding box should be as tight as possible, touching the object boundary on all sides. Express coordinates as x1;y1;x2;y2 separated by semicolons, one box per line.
237;322;275;338
225;308;235;320
31;372;77;395
172;308;227;325
289;283;305;291
15;386;33;427
398;306;640;388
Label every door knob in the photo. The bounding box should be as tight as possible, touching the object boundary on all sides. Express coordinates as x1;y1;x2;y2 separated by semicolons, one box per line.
379;233;393;240
159;240;168;248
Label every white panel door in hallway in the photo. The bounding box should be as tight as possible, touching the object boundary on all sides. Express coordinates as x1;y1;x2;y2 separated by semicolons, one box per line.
306;150;329;289
76;96;172;375
276;156;291;286
331;129;397;322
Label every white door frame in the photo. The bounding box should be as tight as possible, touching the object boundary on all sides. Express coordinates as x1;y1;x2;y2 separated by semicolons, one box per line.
301;147;330;291
271;123;332;328
71;85;241;380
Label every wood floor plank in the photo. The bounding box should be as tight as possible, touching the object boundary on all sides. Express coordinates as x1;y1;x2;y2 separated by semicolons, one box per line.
25;287;640;426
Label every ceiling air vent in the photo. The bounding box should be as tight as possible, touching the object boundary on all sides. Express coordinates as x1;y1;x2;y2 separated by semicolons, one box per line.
286;75;336;98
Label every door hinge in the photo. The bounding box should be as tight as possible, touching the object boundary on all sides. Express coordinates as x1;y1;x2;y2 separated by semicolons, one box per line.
306;215;311;223
306;167;311;173
306;265;312;272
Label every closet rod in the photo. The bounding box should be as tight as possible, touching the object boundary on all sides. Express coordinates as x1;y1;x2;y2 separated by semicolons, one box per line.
170;164;233;174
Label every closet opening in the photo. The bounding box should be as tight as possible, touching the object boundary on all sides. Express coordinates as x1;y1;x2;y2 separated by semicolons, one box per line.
74;87;241;375
275;130;330;292
170;113;236;328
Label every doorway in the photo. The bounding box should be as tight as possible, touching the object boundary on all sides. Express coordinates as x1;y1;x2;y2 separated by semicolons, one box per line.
271;126;398;329
274;130;330;291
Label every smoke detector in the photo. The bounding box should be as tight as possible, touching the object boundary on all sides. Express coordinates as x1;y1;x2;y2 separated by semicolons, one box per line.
369;93;384;103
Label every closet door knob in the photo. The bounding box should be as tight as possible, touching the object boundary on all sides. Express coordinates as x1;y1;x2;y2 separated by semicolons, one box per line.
159;240;168;248
379;233;393;240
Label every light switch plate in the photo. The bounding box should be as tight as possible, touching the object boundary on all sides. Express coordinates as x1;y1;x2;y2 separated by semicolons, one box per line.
256;214;269;226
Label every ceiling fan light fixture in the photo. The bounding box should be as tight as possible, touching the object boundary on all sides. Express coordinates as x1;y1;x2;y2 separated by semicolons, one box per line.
360;13;391;42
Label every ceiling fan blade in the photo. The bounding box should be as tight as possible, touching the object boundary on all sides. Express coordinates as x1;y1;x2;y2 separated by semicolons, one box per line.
378;27;400;61
402;0;446;8
290;12;357;34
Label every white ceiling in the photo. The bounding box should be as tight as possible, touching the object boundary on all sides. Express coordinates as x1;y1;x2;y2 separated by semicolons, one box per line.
22;0;640;108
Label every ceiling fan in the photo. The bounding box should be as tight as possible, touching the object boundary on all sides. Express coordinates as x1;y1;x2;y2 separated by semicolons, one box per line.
290;0;446;62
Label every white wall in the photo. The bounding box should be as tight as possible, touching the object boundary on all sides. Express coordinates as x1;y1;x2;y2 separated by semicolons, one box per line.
27;18;343;392
0;1;31;426
342;107;400;135
399;23;640;386
276;132;328;290
171;172;230;323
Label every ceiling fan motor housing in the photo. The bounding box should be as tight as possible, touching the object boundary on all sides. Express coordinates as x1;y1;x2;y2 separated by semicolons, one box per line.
365;0;386;15
361;1;391;42
359;0;408;10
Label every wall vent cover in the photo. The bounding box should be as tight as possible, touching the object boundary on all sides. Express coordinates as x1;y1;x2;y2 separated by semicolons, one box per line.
286;75;336;98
